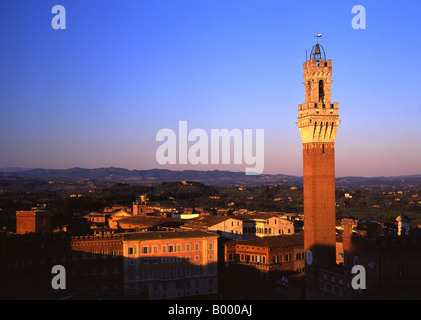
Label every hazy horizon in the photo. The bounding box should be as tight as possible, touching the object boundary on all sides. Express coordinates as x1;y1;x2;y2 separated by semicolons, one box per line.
1;165;421;179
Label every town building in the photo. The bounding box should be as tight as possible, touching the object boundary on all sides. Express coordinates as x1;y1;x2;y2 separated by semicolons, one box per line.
251;214;295;237
182;213;298;241
183;215;256;240
83;212;111;224
0;232;124;299
112;215;183;232
132;195;147;216
284;217;421;300
222;234;304;299
16;210;52;235
122;230;219;299
224;234;304;272
1;226;219;300
108;195;152;229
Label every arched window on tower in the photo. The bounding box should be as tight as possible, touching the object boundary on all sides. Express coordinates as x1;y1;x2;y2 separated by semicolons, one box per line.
319;80;325;103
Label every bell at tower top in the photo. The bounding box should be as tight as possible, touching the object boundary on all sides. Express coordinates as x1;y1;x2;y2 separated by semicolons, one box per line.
308;33;327;62
310;43;326;61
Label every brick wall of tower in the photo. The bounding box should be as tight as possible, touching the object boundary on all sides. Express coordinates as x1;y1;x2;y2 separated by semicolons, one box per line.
303;142;336;267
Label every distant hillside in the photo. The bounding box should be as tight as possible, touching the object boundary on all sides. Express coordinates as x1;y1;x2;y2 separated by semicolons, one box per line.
0;167;302;186
335;175;421;189
0;167;33;173
0;167;421;193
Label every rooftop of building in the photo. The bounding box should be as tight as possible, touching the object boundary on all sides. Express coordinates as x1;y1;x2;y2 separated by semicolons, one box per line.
16;210;51;217
123;229;219;241
182;215;253;229
224;233;304;248
116;215;181;227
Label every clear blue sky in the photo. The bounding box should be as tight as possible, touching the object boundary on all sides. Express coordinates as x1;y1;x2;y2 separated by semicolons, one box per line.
0;0;420;177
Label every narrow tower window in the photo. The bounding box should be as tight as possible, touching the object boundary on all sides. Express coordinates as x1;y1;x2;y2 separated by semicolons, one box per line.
306;81;311;102
319;80;325;103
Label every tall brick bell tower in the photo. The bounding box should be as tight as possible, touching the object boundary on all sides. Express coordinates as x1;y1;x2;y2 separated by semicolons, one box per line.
296;40;341;282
